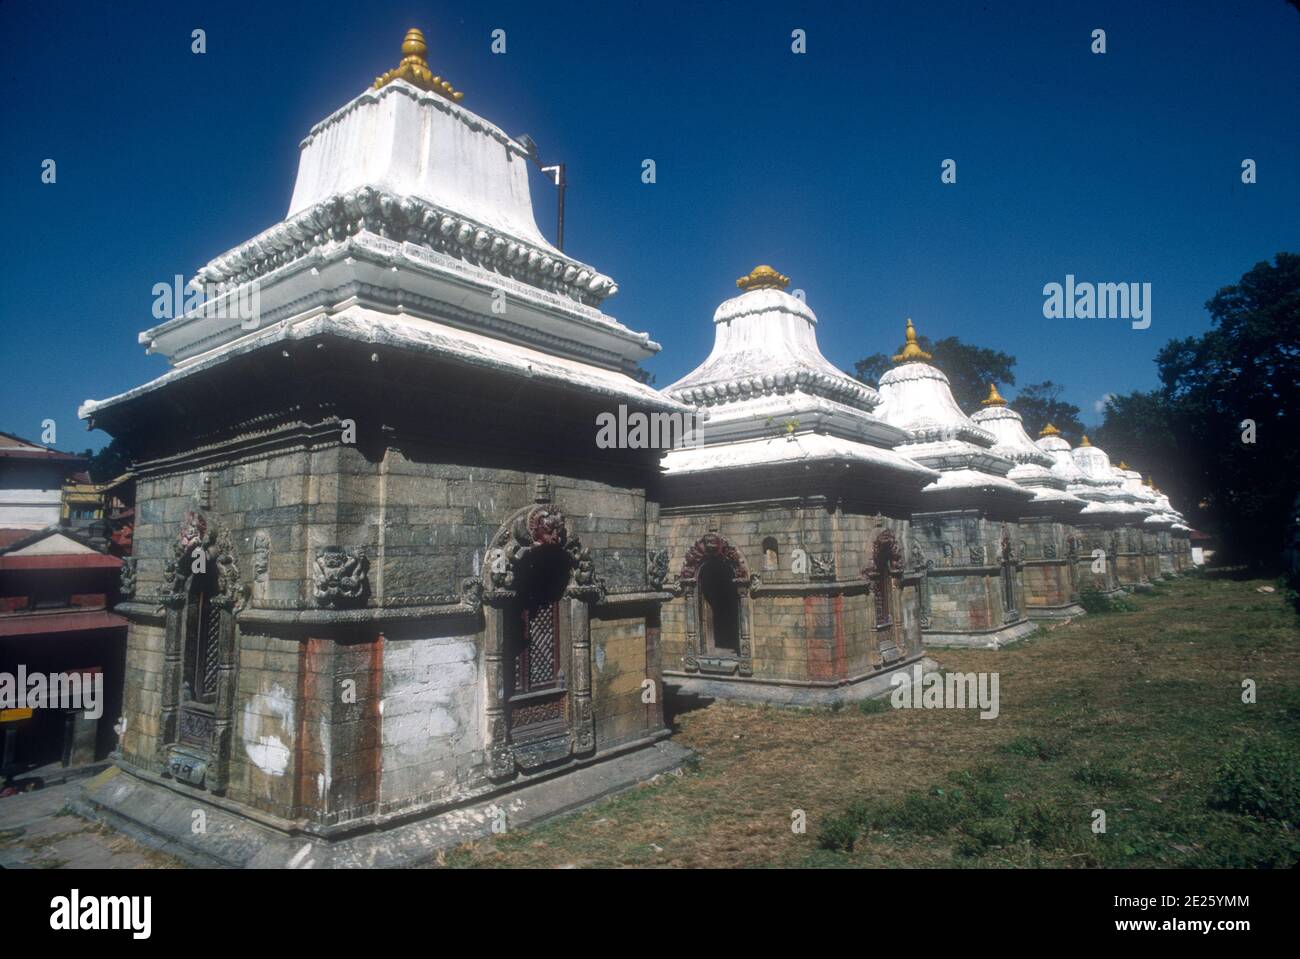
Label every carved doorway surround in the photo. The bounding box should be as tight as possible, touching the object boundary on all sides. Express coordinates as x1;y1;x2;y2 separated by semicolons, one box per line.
1000;525;1021;623
481;481;604;782
678;533;756;677
158;511;246;794
865;529;905;665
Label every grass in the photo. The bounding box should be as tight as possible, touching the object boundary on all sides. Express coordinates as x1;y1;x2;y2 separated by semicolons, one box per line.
444;575;1300;868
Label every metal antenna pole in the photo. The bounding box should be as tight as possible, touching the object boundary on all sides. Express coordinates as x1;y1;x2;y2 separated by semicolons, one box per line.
542;163;566;251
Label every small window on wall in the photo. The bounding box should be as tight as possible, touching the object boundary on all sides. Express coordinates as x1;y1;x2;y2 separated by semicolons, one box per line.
762;537;779;571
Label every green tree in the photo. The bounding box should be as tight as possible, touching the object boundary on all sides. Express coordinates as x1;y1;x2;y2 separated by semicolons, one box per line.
1093;390;1195;522
1154;252;1300;567
1012;381;1085;443
855;335;1017;412
87;437;133;483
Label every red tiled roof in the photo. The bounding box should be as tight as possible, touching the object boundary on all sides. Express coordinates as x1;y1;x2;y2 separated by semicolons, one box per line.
0;529;31;549
0;609;127;638
0;554;122;571
0;448;86;463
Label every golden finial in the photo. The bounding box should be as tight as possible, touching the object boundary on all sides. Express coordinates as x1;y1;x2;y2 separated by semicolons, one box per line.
1117;460;1129;470
736;264;790;292
980;383;1007;406
1079;435;1092;447
373;28;465;102
1039;423;1060;437
892;318;933;363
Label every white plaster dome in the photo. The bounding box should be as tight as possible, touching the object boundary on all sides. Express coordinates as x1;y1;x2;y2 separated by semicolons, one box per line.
1034;425;1088;485
969;386;1085;515
665;266;879;414
875;321;996;447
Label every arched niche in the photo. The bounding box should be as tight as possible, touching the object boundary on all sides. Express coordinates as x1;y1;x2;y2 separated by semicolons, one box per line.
678;533;756;677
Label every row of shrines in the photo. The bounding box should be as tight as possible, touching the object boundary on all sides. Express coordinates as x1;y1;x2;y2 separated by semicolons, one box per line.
75;30;1192;866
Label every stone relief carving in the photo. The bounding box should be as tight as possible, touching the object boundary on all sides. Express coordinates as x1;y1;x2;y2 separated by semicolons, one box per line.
161;511;247;610
118;557;137;599
459;576;484;612
647;548;669;591
808;552;836;581
969;545;986;565
312;546;370;609
252;531;271;582
485;501;603;600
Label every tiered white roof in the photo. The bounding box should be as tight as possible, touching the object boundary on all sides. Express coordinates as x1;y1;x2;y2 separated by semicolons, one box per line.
83;27;672;423
874;320;1031;505
661;268;938;486
1112;463;1169;528
969;385;1085;518
1066;436;1147;521
1152;489;1191;531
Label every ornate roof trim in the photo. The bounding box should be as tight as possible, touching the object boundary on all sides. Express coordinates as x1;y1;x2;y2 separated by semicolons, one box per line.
193;186;617;306
667;366;878;411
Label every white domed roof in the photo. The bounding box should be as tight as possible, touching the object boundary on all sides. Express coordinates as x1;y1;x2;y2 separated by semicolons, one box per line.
970;386;1084;515
665;270;879;416
873;320;1030;505
660;268;937;487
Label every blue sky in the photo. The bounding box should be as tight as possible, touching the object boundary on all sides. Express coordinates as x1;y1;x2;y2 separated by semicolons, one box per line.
2;0;1297;451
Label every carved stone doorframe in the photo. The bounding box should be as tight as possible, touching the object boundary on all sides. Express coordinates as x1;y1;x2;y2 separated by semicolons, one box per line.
865;529;906;665
158;510;246;795
481;482;604;782
678;533;757;677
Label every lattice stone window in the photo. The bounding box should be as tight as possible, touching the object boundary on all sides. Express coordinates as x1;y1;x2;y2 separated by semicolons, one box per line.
872;536;895;628
506;545;569;740
183;571;221;705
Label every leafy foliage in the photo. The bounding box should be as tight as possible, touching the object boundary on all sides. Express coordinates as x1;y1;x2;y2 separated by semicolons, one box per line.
1012;380;1085;444
1153;253;1299;566
1208;736;1300;823
87;437;133;483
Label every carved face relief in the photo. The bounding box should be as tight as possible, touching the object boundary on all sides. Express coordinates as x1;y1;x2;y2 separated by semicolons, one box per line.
312;546;370;609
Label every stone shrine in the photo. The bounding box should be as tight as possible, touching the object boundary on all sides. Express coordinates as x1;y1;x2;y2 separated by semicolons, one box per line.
655;267;939;705
77;29;688;866
873;321;1037;648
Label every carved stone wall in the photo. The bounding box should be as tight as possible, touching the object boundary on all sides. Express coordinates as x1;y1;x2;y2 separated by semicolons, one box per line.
115;441;669;830
656;504;920;690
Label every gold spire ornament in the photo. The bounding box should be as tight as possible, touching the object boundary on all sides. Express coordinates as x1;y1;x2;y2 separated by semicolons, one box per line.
981;383;1007;406
1039;423;1060;437
736;264;790;292
373;28;464;102
1118;460;1129;470
1079;435;1092;447
892;318;933;363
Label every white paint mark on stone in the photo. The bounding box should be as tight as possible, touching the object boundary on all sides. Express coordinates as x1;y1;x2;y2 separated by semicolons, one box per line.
242;682;293;777
318;716;332;803
287;842;315;869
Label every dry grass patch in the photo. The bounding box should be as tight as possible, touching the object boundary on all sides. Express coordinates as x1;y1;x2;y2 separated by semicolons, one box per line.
445;575;1299;868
